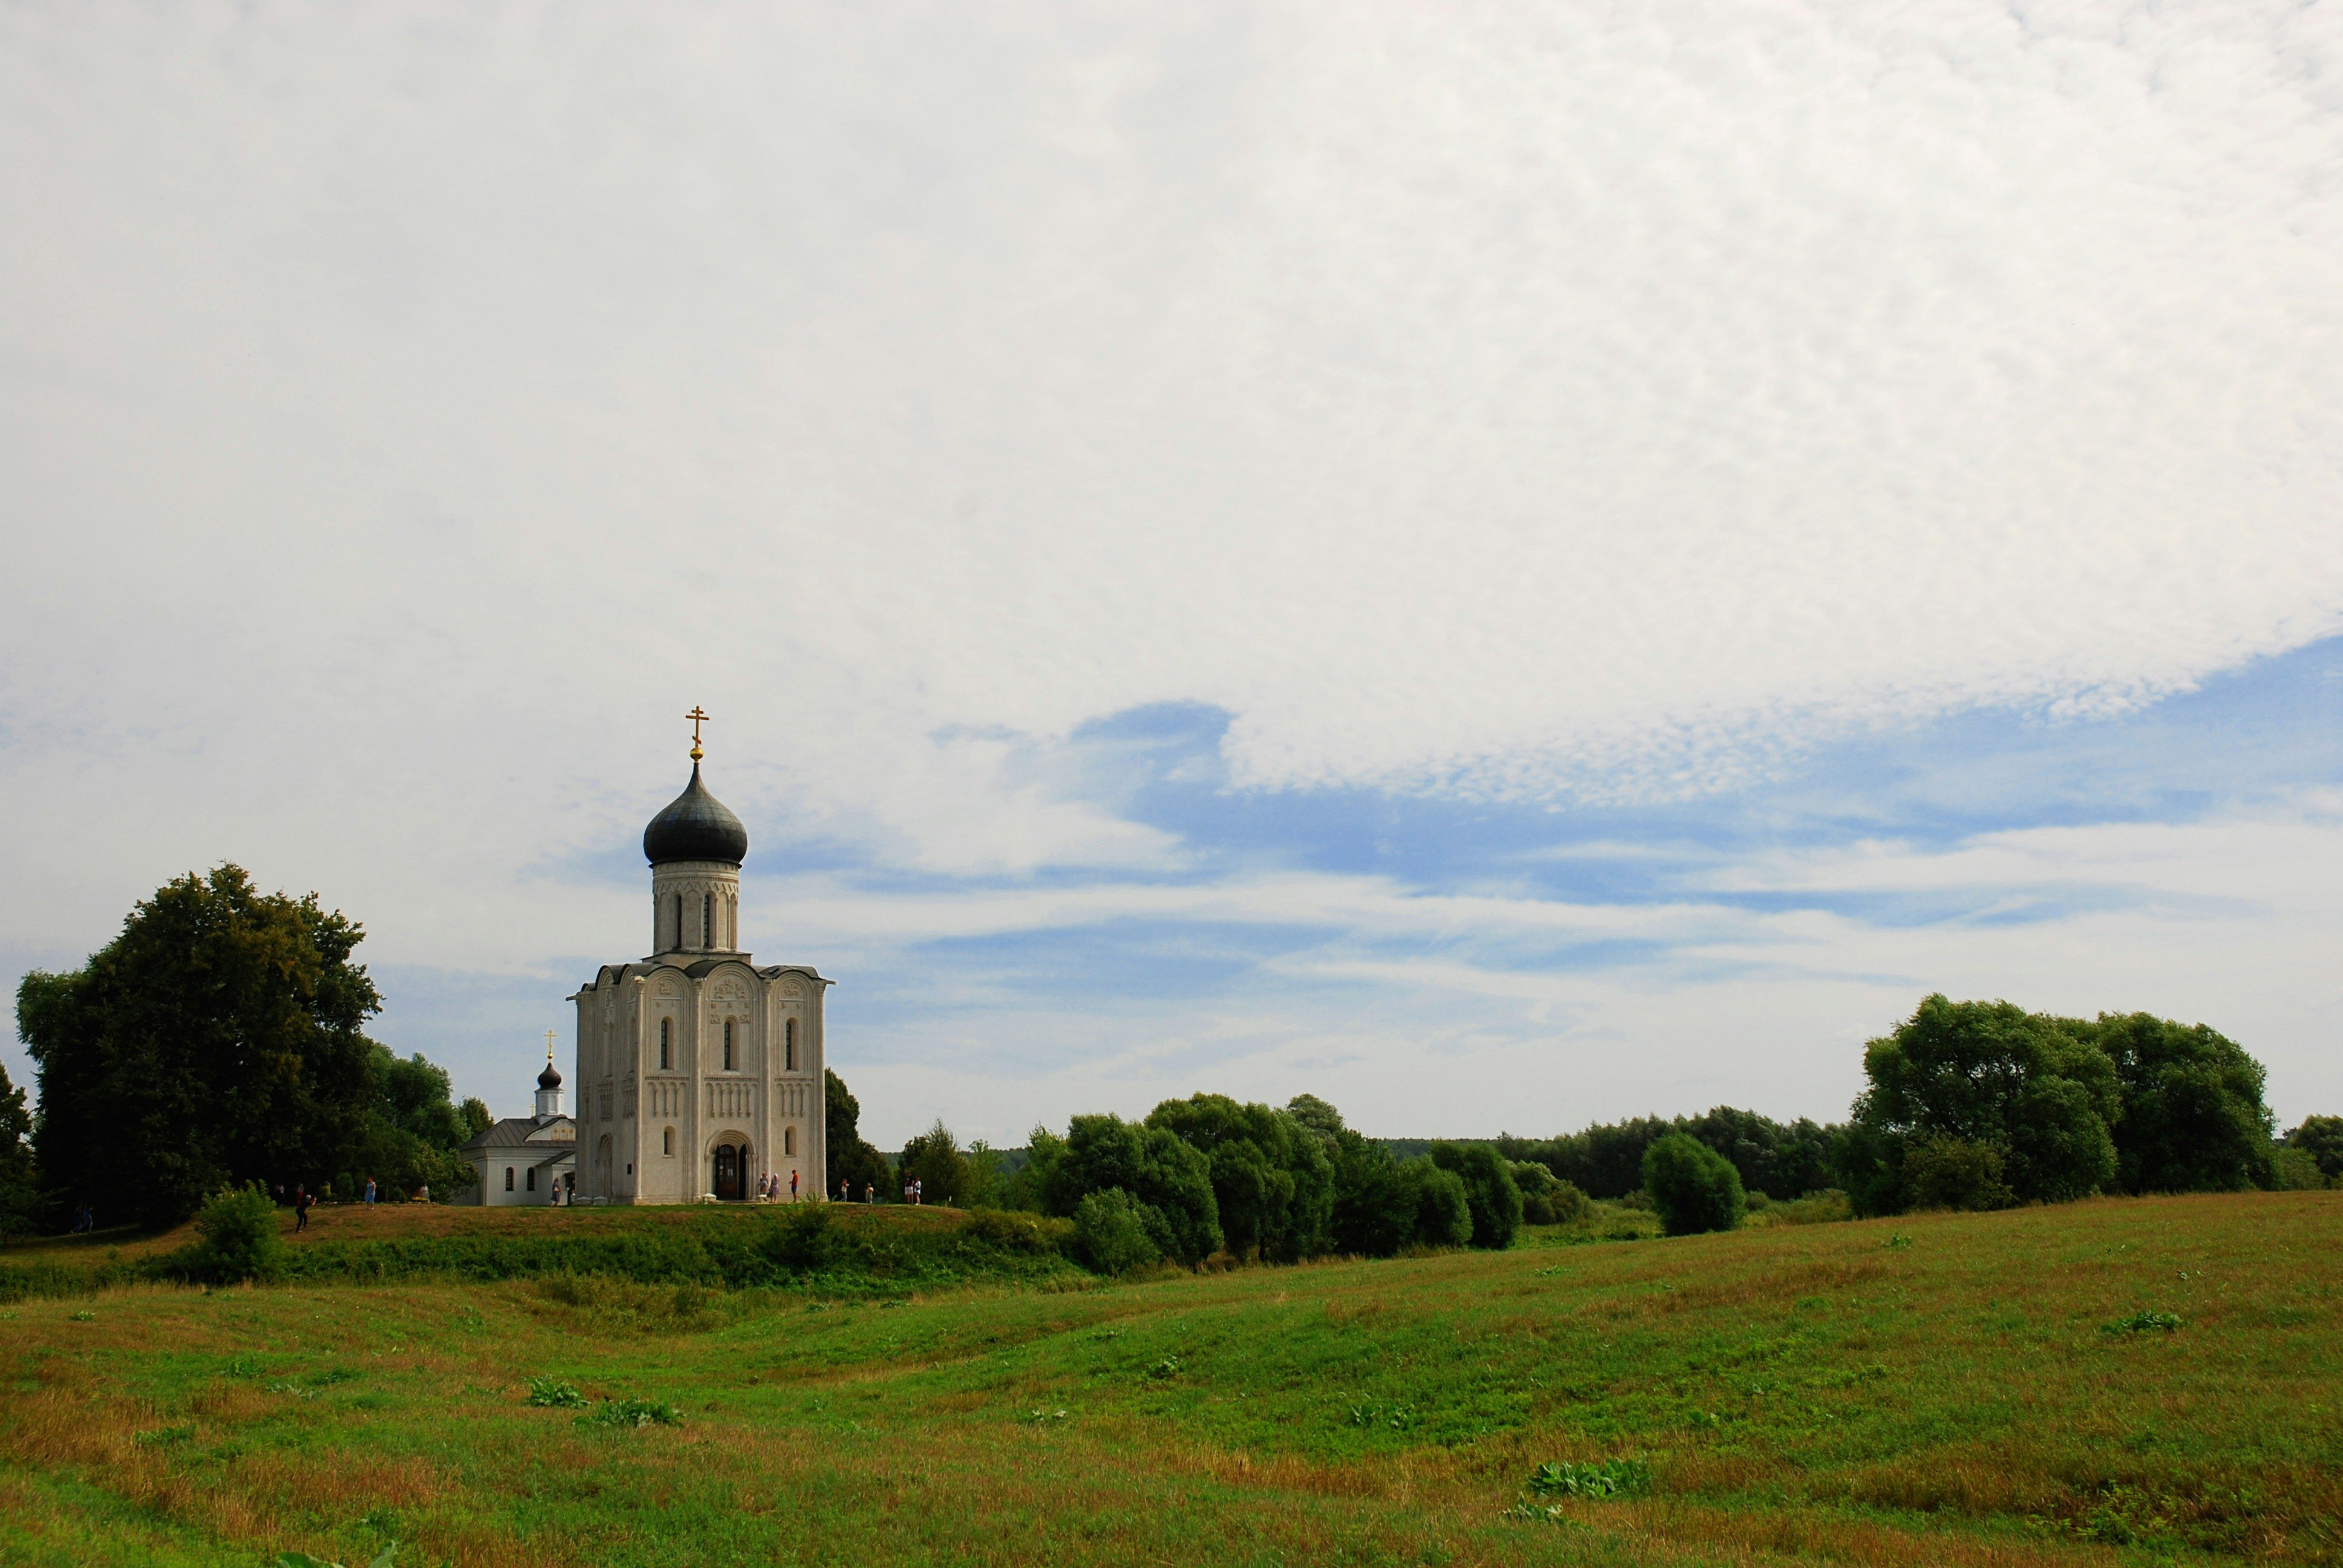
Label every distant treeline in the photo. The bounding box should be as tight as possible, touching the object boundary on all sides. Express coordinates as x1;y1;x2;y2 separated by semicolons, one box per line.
1494;1108;1835;1203
1487;996;2339;1218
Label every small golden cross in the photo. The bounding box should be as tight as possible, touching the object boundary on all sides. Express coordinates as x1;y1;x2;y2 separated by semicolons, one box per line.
545;1028;557;1062
685;705;710;761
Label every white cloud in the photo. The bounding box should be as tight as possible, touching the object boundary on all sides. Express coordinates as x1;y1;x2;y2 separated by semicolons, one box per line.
2;3;2339;1131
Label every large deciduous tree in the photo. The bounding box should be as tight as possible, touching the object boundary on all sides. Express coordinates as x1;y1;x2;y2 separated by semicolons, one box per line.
17;865;385;1227
1144;1093;1332;1263
2091;1013;2274;1194
1042;1114;1222;1266
1841;995;2120;1214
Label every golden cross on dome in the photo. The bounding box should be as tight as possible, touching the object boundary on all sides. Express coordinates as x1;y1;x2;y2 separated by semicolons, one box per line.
685;705;710;761
545;1029;557;1062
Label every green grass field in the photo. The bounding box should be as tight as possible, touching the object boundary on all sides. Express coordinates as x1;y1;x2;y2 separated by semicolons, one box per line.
2;1192;2337;1567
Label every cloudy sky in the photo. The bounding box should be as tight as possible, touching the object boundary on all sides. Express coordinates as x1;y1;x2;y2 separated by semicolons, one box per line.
4;1;2340;1145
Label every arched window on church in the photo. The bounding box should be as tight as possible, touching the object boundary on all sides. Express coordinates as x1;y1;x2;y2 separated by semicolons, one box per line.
703;892;714;949
663;1126;675;1157
672;894;683;950
526;1167;536;1192
723;1019;735;1071
659;1018;671;1071
785;1125;797;1157
504;1167;514;1191
785;1017;797;1073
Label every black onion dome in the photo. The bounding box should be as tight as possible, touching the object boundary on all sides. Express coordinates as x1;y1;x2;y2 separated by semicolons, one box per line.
642;762;749;866
537;1058;563;1090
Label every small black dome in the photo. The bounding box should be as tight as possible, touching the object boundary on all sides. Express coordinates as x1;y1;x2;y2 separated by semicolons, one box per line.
643;762;749;866
537;1059;563;1090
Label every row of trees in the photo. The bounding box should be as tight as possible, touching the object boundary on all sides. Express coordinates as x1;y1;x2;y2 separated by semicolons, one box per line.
8;865;486;1232
862;1091;1531;1270
1499;995;2335;1220
1834;995;2312;1214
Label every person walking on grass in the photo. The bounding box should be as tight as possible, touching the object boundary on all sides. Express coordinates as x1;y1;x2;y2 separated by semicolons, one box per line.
294;1186;312;1232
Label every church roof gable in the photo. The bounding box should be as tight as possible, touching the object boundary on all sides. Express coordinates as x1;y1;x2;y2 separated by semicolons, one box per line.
462;1116;575;1152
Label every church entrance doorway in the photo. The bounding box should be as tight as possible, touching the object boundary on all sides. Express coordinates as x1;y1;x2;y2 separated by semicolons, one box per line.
712;1142;750;1201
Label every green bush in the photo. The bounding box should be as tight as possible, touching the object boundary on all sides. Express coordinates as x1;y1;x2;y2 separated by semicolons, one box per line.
179;1184;286;1284
1401;1158;1472;1249
2286;1115;2343;1182
1071;1188;1162;1275
1044;1114;1222;1266
1429;1142;1522;1249
1902;1135;2015;1211
2270;1146;2330;1191
1642;1134;1744;1236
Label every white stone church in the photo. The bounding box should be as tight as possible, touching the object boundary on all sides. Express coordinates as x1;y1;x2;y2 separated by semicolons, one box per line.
565;732;830;1203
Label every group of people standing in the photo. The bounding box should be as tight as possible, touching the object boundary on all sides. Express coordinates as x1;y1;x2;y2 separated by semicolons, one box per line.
827;1178;916;1204
755;1169;802;1202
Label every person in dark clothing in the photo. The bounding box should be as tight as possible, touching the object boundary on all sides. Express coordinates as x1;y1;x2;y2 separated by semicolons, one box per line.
293;1186;312;1232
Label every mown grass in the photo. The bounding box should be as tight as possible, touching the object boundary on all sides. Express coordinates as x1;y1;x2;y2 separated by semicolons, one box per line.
1;1192;2338;1567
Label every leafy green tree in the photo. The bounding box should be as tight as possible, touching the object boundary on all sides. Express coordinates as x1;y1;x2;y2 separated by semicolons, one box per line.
2091;1013;2274;1193
1004;1124;1064;1212
1643;1133;1745;1235
1901;1135;2014;1210
1401;1158;1473;1248
2288;1115;2343;1183
0;1057;41;1244
1071;1188;1161;1274
962;1140;1005;1208
354;1047;477;1197
459;1097;494;1140
1043;1114;1222;1265
17;865;384;1227
1145;1093;1333;1262
823;1068;892;1198
900;1119;971;1206
1429;1141;1522;1249
1846;995;2119;1210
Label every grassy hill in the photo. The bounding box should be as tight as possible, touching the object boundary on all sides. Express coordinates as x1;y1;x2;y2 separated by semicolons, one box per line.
1;1192;2337;1567
0;1200;1081;1301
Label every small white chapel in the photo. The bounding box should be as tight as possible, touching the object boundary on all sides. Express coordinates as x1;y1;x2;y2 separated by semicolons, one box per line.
457;1044;576;1204
566;712;831;1203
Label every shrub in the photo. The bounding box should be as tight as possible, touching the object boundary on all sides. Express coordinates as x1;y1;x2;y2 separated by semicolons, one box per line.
1643;1134;1744;1236
2271;1146;2330;1191
180;1184;286;1284
2286;1115;2343;1182
1902;1135;2016;1211
1429;1143;1522;1249
1400;1158;1472;1249
1742;1189;1850;1227
1510;1160;1566;1224
1071;1189;1162;1275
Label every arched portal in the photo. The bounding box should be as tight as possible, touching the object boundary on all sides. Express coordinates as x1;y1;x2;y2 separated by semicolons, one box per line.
710;1137;753;1201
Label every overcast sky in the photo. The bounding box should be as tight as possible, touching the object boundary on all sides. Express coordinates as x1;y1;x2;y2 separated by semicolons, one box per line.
4;1;2340;1145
